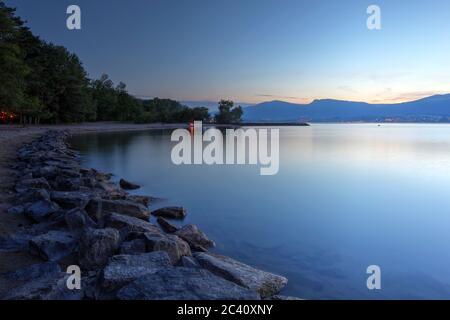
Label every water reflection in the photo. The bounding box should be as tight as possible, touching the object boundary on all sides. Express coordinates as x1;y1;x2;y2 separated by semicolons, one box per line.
71;124;450;299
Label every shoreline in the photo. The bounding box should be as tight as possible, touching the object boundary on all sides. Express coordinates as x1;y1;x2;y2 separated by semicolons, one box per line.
0;123;190;297
0;125;292;300
0;123;188;236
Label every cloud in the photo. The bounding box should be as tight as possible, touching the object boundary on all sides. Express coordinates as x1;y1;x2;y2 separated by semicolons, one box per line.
255;93;305;100
369;90;443;104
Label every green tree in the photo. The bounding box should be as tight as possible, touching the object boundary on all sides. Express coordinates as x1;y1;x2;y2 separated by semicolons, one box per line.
0;2;28;119
91;74;118;121
215;100;243;124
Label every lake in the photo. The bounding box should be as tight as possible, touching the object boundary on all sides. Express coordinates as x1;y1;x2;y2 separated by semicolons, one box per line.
70;124;450;299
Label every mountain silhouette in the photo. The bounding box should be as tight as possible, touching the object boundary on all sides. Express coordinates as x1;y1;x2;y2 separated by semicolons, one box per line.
243;94;450;122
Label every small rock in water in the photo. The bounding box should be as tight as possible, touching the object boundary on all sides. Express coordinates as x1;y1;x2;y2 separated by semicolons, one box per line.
151;207;186;219
119;178;140;190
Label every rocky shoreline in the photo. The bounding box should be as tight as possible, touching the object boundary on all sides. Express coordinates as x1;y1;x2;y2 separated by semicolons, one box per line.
0;130;292;300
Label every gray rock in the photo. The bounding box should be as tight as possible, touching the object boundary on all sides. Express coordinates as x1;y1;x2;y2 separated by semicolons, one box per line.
175;224;215;250
29;230;76;262
119;178;140;190
65;208;97;235
25;200;60;222
3;274;84;300
15;177;50;193
194;253;288;298
151;207;186;219
180;256;201;268
119;239;147;255
105;212;160;234
59;168;81;178
117;267;260;300
51;191;91;209
18;188;50;203
0;234;32;251
102;251;171;291
269;295;303;300
86;199;150;221
126;195;152;206
7;205;25;215
79;228;120;269
55;176;81;191
44;275;85;300
39;165;59;178
2;275;61;300
157;217;179;233
5;262;61;282
144;232;191;264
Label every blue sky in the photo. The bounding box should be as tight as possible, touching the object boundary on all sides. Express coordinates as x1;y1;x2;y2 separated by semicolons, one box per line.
5;0;450;104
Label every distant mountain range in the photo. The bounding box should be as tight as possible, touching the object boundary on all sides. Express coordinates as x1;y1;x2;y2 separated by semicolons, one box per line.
243;94;450;123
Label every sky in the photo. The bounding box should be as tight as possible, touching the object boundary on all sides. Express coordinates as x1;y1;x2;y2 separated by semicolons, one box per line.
5;0;450;105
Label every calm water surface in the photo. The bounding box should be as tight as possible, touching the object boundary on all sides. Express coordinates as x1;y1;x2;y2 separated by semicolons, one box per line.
71;124;450;299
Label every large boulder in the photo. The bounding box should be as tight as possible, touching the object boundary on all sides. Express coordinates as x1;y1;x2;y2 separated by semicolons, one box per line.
51;191;91;209
151;207;186;219
29;230;76;262
86;199;150;221
144;232;191;264
117;267;260;300
119;178;140;190
194;253;288;298
175;224;215;250
105;212;160;235
101;251;171;291
25;200;60;223
79;228;120;269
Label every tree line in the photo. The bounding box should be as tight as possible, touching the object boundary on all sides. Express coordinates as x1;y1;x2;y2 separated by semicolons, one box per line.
0;2;242;124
